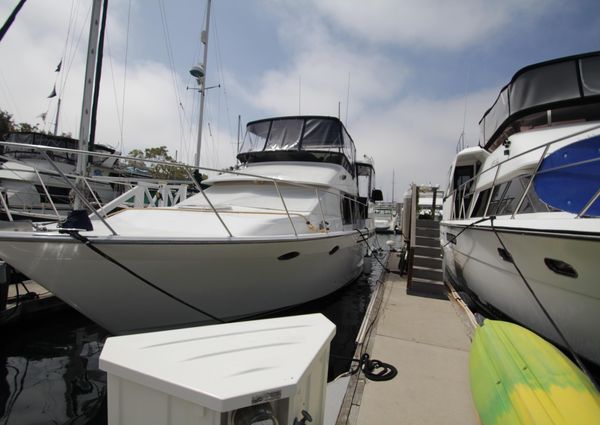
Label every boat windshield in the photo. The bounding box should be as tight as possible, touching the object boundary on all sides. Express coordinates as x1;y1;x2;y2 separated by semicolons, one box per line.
480;52;600;151
1;132;118;166
238;117;356;174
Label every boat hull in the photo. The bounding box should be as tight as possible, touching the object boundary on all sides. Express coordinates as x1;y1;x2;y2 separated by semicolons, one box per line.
0;231;365;334
441;222;600;366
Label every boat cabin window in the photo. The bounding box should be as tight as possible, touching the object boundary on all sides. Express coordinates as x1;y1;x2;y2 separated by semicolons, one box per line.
302;119;342;147
265;119;303;151
341;195;356;225
453;165;474;191
238;117;357;175
452;165;476;218
486;181;510;216
471;189;491;217
470;175;557;217
243;120;270;152
356;162;375;219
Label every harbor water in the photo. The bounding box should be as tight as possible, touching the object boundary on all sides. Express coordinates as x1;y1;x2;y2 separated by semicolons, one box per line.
0;234;400;424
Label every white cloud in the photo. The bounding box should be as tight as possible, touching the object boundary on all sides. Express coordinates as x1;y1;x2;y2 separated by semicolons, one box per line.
350;88;498;201
231;7;409;123
307;0;550;50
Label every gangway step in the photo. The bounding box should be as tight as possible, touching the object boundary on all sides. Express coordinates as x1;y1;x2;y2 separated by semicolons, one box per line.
414;245;441;258
415;227;440;238
408;277;447;297
413;255;442;269
416;219;440;229
415;236;440;247
412;266;443;282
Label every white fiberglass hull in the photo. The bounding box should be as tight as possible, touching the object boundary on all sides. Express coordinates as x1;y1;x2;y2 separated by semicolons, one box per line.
0;231;365;334
441;220;600;365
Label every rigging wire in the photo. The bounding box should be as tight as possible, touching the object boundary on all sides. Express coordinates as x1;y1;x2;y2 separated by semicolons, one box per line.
41;0;77;133
106;38;125;147
157;0;187;156
58;1;92;133
0;70;21;121
212;15;236;160
119;0;132;153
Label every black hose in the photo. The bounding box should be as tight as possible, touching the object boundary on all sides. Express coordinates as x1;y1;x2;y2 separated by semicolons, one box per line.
64;230;225;324
349;353;397;381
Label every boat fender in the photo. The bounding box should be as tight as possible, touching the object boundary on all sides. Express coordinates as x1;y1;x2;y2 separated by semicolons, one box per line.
59;209;93;231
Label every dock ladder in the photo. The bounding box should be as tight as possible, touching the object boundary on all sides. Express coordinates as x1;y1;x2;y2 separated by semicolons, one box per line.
405;184;445;296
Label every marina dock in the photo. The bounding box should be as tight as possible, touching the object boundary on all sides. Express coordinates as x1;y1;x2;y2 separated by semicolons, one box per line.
336;252;479;425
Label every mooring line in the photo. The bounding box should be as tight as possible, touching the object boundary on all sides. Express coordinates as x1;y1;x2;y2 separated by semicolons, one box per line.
63;230;226;324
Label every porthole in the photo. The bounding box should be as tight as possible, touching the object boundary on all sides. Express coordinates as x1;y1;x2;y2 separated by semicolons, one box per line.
278;251;300;261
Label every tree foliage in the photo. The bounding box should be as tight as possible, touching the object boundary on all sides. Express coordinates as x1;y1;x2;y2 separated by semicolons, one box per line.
0;108;63;139
0;109;200;181
0;110;14;139
127;145;194;180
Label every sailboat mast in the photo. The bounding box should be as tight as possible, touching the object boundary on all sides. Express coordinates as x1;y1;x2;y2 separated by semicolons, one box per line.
89;0;109;148
392;169;395;203
194;0;212;168
53;98;61;136
76;0;103;178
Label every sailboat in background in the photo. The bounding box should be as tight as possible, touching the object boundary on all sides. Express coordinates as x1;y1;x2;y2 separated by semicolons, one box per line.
0;0;203;221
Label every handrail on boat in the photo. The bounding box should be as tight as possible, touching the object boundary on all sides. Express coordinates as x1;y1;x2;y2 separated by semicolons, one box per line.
0;141;370;238
41;151;118;236
448;124;600;220
0;152;188;221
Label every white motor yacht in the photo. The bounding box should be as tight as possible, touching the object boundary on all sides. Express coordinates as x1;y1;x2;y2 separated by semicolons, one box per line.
441;52;600;365
373;202;398;233
0;132;147;220
0;116;379;334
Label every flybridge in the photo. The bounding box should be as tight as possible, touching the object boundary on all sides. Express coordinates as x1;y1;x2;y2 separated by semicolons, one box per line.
480;51;600;152
237;116;357;175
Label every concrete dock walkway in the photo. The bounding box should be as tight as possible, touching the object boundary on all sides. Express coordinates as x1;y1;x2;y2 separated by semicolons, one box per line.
337;253;479;425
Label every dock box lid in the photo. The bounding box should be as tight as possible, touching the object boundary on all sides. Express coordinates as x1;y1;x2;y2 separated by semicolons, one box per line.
99;313;336;412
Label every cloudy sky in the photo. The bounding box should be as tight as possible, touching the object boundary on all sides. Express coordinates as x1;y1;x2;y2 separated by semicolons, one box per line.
1;0;599;200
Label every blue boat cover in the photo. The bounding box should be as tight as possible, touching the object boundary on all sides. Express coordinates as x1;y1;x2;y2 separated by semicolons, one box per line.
534;134;600;216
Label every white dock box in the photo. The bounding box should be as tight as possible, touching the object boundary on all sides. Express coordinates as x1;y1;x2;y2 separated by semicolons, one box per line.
99;313;336;424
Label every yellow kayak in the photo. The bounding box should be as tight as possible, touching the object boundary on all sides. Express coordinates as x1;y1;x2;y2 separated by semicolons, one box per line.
470;320;600;425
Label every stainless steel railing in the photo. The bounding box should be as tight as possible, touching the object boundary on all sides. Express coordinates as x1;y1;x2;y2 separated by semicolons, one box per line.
0;141;371;238
448;124;600;220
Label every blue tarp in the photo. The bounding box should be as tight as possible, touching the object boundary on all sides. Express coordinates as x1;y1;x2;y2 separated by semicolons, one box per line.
534;134;600;216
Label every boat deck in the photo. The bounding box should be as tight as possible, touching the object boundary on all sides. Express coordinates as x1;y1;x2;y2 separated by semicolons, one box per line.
336;253;479;424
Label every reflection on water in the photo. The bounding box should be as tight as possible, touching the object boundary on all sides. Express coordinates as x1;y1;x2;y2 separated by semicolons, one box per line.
0;311;109;425
0;234;398;424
